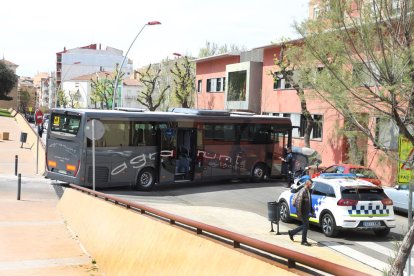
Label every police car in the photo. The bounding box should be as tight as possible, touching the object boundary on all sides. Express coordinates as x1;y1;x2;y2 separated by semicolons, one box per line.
277;174;396;237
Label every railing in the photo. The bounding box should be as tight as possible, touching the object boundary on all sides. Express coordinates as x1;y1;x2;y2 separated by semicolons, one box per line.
69;184;370;276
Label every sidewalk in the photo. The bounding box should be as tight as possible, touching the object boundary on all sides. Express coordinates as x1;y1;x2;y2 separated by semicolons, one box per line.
0;115;98;275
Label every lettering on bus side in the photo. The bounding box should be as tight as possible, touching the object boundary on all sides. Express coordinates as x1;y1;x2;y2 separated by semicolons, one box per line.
111;152;157;175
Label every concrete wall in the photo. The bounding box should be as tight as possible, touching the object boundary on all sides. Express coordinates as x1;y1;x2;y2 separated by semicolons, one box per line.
11;109;45;175
58;189;291;275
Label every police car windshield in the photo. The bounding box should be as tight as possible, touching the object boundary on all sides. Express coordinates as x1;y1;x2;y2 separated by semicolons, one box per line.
349;168;377;178
341;187;387;201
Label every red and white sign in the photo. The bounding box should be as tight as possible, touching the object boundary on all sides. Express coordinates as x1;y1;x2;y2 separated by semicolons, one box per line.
35;109;43;125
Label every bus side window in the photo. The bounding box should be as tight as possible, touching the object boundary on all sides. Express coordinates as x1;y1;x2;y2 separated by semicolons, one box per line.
133;129;144;146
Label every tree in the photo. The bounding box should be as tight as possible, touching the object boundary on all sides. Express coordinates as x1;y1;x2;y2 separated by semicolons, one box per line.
273;42;314;147
68;89;81;108
135;64;168;111
170;56;195;108
198;41;246;57
18;89;31;113
57;89;68;108
0;61;18;101
90;71;119;109
293;0;414;274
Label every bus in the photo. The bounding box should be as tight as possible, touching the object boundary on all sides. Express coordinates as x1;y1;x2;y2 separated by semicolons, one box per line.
45;108;292;190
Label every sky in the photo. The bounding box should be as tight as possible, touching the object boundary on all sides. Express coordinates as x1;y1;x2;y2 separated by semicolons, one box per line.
1;0;310;77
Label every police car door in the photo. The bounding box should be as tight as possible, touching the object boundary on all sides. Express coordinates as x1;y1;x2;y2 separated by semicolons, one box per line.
310;182;336;224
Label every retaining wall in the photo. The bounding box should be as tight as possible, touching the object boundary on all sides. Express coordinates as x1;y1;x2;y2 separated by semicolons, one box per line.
58;189;294;275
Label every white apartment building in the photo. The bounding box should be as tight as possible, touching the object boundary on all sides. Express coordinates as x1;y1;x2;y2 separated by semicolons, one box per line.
54;44;133;108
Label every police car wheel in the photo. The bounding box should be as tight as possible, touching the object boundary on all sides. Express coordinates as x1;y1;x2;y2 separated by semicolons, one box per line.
136;168;155;191
374;228;390;237
280;201;292;223
321;213;338;237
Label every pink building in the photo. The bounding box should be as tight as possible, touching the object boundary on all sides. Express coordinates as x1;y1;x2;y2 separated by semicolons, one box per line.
194;43;397;186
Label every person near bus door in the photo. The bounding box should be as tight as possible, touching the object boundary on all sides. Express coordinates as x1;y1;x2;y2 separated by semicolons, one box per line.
280;147;295;186
288;179;313;246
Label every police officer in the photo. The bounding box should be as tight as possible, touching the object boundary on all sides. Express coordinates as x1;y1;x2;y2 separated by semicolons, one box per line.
280;147;295;186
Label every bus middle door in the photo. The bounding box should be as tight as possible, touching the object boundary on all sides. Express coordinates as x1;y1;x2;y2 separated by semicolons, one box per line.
159;128;177;183
175;128;196;181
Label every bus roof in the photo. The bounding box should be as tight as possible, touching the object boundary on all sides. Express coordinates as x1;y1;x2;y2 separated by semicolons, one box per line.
51;108;292;127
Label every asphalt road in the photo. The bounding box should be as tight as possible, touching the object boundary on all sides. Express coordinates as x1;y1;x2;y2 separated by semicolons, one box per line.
103;179;414;273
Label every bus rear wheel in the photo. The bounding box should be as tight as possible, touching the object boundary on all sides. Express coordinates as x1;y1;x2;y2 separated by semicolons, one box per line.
136;168;155;191
252;163;268;182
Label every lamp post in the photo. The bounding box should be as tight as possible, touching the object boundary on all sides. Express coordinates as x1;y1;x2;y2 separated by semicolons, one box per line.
112;21;161;110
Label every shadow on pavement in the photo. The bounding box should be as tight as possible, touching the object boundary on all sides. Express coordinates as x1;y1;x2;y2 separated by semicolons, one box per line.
101;179;288;197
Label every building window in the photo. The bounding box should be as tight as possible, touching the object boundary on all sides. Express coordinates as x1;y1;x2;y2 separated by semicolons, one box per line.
313;5;320;19
312;115;323;139
206;77;225;93
197;80;202;93
273;71;293;90
262;112;281;117
375;118;398;150
352;61;379;87
227;71;247;101
288;113;323;139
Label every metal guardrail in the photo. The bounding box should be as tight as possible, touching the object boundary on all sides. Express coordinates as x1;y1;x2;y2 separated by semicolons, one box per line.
69;184;371;276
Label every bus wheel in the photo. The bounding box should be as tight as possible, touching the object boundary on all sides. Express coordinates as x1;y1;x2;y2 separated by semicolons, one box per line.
252;163;267;182
136;168;155;191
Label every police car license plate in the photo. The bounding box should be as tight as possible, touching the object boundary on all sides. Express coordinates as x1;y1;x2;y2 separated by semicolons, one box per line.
363;221;381;227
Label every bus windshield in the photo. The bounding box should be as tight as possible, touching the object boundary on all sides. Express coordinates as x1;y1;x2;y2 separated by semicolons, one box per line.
50;113;82;136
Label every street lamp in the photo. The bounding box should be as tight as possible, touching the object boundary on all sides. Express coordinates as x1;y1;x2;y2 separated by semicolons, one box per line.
112;21;161;110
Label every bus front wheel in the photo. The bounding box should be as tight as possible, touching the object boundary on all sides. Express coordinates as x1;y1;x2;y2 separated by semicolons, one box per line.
136;168;156;191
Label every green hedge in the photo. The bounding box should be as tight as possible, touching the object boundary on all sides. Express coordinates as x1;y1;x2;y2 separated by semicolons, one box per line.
0;109;12;117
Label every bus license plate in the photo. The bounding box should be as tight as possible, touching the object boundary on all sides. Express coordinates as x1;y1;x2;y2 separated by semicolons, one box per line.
363;221;381;227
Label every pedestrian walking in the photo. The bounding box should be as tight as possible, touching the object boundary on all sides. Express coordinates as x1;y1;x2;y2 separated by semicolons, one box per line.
288;179;313;246
280;147;295;186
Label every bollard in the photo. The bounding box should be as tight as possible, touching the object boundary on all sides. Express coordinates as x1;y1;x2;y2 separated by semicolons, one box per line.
17;173;21;200
15;155;18;176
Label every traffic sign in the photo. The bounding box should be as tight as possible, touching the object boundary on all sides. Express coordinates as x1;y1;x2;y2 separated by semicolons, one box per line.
85;119;105;140
35;109;43;125
398;135;414;183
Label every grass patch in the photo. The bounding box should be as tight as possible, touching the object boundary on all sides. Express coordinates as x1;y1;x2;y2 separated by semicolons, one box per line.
0;109;12;117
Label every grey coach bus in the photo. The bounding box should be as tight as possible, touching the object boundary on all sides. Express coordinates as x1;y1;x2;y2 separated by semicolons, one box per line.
45;108;292;190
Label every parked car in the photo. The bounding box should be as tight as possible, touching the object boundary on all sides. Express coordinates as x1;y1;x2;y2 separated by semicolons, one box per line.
311;164;381;186
43;113;50;121
25;113;34;123
384;184;414;214
43;119;49;130
278;174;395;237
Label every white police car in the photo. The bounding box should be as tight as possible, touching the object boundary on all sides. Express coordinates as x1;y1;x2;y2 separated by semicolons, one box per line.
277;174;396;237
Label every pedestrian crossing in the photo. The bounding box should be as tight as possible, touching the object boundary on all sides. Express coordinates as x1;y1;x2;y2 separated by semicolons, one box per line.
321;240;414;275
